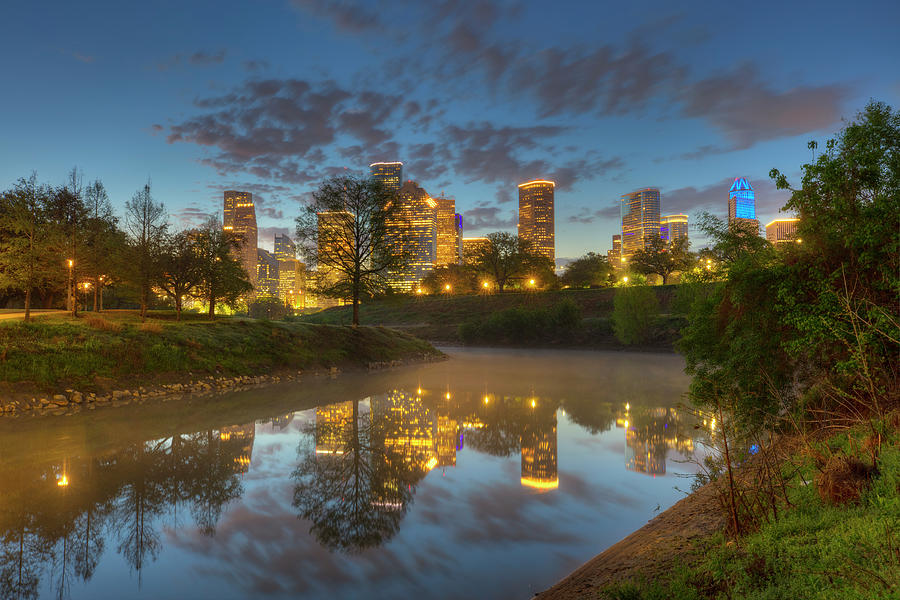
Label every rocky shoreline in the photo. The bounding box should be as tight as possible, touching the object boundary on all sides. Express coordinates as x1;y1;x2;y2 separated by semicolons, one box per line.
0;354;441;418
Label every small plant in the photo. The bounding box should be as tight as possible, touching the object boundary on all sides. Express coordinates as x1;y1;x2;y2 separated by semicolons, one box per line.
138;321;163;334
84;315;122;332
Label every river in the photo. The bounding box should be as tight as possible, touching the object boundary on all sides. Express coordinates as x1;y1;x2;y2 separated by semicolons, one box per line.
0;348;708;600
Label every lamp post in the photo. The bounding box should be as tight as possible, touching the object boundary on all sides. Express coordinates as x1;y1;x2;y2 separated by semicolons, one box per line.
66;259;74;315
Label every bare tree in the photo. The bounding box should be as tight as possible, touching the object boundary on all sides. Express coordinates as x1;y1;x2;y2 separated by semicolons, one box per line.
124;182;167;320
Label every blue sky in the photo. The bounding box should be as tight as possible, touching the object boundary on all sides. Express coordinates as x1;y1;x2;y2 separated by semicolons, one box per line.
2;0;898;261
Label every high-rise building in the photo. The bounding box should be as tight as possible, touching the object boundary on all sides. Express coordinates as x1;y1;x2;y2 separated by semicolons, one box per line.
273;233;296;259
223;190;258;289
607;234;622;266
257;249;279;297
462;237;491;264
621;188;661;257
316;210;354;306
435;194;460;266
277;257;305;309
385;181;438;292
370;162;403;193
517;180;555;261
728;177;760;234
521;404;558;491
660;214;689;243
765;218;800;244
454;214;463;264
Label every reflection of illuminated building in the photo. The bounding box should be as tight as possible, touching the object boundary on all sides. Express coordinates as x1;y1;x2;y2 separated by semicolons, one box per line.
219;423;255;473
269;413;295;430
620;406;693;476
374;390;436;473
521;404;558;491
434;396;458;468
315;401;355;455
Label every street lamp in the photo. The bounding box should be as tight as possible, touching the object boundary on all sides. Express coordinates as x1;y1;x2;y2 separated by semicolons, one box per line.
623;276;629;283
444;283;451;294
66;259;74;315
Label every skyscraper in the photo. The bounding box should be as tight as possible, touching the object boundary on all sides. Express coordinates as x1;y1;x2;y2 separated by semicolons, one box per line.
223;190;258;288
317;210;354;306
765;218;800;244
620;188;661;257
435;194;460;266
370;162;403;193
454;213;463;264
385;181;438;292
660;214;689;243
462;237;490;264
517;180;555;261
256;248;279;297
273;233;296;259
728;177;760;234
607;234;622;266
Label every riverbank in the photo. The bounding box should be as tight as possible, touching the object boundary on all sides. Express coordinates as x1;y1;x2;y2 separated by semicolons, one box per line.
0;313;442;416
537;419;900;599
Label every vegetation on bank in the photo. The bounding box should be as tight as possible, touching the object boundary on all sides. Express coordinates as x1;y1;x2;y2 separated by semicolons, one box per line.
0;312;440;391
596;100;899;598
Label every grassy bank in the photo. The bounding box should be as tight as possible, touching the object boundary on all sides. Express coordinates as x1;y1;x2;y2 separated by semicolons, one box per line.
0;312;441;394
300;287;683;348
600;421;900;600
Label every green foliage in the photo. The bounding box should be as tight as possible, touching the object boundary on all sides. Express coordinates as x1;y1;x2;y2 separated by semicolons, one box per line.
560;252;613;288
458;299;581;345
467;231;555;291
629;234;695;285
612;286;659;345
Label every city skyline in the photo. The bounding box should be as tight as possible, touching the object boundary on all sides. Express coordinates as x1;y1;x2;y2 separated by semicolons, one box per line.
2;1;895;264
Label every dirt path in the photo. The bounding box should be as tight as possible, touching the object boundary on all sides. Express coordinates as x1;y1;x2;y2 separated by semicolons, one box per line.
536;480;725;599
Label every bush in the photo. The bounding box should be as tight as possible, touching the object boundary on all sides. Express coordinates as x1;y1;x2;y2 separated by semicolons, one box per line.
612;286;659;345
458;299;582;345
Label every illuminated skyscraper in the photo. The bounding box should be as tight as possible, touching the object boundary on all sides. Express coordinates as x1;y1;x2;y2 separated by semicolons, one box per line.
277;257;305;309
315;401;355;456
607;234;622;266
257;249;279;297
660;214;689;243
316;210;354;306
370;162;403;193
517;180;555;261
462;237;490;264
435;194;460;266
374;390;437;473
273;233;296;259
454;214;463;264
620;188;660;257
728;177;760;234
223;190;258;288
385;181;438;292
521;404;558;491
765;218;800;244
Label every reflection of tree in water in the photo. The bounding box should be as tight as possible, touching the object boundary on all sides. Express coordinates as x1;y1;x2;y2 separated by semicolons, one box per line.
0;423;253;598
292;398;426;553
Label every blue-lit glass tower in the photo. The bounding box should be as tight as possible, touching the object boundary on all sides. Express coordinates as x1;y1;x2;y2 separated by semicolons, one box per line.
728;177;760;234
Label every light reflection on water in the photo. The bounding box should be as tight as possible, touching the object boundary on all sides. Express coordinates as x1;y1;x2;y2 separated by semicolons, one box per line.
0;348;708;600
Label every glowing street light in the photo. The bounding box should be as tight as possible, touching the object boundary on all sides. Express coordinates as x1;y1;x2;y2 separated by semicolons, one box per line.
57;474;69;487
528;278;536;287
416;288;423;295
482;281;489;289
66;259;74;315
622;276;629;283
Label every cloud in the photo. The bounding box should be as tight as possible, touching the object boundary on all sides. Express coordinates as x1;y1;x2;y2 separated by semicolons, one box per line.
61;49;95;63
566;202;620;225
174;206;213;229
461;203;516;231
661;175;791;218
243;59;270;72
158;49;227;71
290;0;382;33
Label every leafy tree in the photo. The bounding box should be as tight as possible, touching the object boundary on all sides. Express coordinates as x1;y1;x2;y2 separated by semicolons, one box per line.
560;252;612;288
295;175;401;326
193;216;252;317
612;285;659;345
469;232;550;291
629;234;694;285
0;174;59;319
420;263;477;294
81;180;122;312
156;231;203;320
46;168;89;316
123;182;167;320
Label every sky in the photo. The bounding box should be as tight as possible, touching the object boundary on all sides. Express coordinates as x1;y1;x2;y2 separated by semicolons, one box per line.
2;0;898;263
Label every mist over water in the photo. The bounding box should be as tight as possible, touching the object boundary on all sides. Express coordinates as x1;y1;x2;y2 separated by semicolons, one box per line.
0;348;706;600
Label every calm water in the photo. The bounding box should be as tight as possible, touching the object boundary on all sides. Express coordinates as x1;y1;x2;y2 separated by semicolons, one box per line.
0;348;707;600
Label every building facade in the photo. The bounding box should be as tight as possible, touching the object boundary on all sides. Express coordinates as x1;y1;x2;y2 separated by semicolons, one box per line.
620;188;661;257
728;177;760;234
316;210;354;306
454;214;463;264
517;180;555;261
370;162;403;193
223;190;258;289
385;181;438;293
273;234;296;260
462;237;491;264
660;214;689;243
435;194;460;266
256;249;279;297
607;234;622;266
277;257;305;309
765;218;800;244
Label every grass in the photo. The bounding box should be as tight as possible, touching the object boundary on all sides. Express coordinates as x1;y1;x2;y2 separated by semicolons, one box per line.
300;286;683;347
600;421;900;600
0;311;441;391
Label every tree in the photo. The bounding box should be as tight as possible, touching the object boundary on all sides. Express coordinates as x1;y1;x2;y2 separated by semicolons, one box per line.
420;263;477;294
629;234;694;285
0;174;58;320
156;231;203;320
560;252;612;288
81;180;121;312
612;285;659;345
124;182;167;320
295;175;402;326
193;216;252;317
47;168;89;316
467;232;532;292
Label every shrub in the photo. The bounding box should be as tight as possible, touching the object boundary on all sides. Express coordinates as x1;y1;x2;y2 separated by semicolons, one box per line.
612;286;659;345
458;300;582;345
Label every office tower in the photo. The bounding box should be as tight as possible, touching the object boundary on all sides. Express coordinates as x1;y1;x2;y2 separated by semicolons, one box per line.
277;257;305;309
620;188;661;257
256;249;279;297
607;234;622;266
462;237;491;264
273;233;296;259
385;181;438;292
454;214;463;264
374;389;436;473
316;210;353;307
660;214;689;243
370;162;403;193
223;191;259;289
435;194;460;266
521;404;558;491
765;218;800;244
517;180;555;261
728;177;760;234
